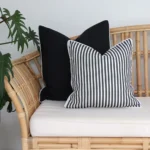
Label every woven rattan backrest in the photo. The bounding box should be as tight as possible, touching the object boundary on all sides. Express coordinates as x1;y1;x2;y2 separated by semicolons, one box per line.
9;53;41;122
110;25;150;96
72;25;150;97
5;24;150;124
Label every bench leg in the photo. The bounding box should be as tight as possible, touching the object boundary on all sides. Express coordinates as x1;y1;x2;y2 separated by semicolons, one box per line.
22;138;29;150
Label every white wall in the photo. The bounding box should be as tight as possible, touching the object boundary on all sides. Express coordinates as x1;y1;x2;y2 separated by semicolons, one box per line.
1;0;150;150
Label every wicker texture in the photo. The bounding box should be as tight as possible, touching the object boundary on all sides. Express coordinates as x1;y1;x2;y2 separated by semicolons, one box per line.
4;24;150;150
12;57;40;120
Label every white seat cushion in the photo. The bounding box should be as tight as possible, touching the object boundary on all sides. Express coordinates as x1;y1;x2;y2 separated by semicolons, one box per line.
30;97;150;137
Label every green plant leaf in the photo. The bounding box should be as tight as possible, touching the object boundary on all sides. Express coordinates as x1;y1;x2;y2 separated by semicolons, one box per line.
25;27;40;51
2;8;13;40
0;90;14;113
0;8;40;52
2;9;29;52
0;90;7;110
0;52;14;112
0;52;13;99
3;8;11;17
10;10;28;52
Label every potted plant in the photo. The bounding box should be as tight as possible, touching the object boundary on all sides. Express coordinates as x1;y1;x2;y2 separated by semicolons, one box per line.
0;7;40;112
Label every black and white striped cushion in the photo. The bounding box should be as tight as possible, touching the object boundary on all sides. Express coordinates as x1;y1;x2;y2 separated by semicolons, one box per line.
64;39;140;108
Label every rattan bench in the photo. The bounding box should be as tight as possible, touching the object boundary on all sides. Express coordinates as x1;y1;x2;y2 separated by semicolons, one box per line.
4;24;150;150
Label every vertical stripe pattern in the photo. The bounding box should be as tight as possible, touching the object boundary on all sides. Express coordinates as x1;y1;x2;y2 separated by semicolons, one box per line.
65;39;140;108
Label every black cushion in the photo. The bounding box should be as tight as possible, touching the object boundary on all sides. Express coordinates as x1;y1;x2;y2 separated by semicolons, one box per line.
39;20;110;101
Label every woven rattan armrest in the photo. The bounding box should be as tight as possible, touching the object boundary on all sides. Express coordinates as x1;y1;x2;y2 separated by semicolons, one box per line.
5;51;41;138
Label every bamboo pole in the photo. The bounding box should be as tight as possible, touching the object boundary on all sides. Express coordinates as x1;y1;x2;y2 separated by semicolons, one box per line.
143;31;149;96
91;144;143;149
113;34;117;45
110;24;150;34
136;31;142;96
143;138;149;150
25;51;40;61
38;144;72;149
91;137;143;144
121;33;125;41
125;32;129;39
36;137;78;143
33;58;41;73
